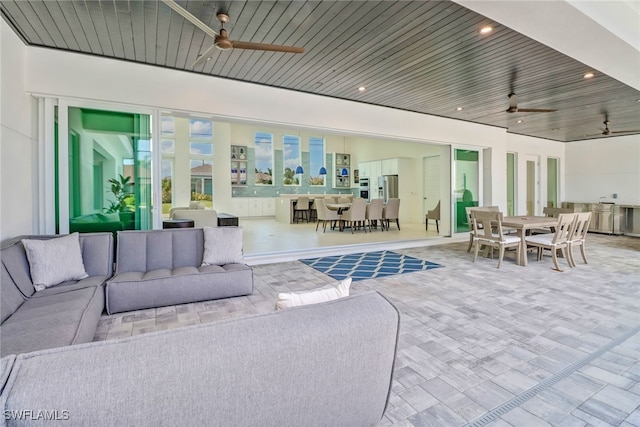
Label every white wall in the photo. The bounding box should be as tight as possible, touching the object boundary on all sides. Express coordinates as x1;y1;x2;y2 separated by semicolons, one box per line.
0;26;573;239
1;21;34;240
565;135;640;205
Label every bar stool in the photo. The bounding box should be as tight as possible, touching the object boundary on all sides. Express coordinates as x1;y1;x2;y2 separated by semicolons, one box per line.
294;196;310;223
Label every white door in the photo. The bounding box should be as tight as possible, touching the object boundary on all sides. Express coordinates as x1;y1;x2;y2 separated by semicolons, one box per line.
423;156;440;222
525;154;539;216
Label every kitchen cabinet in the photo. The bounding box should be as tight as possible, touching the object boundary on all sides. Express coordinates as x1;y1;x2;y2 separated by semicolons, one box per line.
230;197;275;217
262;198;276;216
381;158;398;175
562;202;623;235
230;198;249;217
358;162;371;179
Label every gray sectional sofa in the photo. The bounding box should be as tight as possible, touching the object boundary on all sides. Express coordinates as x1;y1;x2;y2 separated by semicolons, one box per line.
0;230;400;425
0;233;113;357
106;228;253;314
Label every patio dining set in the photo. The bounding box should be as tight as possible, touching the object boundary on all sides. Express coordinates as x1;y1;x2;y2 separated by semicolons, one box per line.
467;206;592;270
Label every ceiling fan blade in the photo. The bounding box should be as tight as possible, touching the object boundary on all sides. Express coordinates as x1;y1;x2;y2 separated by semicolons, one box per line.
611;130;640;134
161;0;218;39
516;108;557;113
231;40;304;53
191;44;218;68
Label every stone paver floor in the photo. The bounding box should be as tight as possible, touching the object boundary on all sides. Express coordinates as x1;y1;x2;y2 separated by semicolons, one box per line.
95;234;640;426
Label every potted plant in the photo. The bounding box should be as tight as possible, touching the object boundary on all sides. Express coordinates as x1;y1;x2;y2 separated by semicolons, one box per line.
105;174;135;229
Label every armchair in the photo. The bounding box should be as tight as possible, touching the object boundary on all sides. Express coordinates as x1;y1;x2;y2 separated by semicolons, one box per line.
425;201;440;233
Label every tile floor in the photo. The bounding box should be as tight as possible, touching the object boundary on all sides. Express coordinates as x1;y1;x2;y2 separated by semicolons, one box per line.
94;228;640;426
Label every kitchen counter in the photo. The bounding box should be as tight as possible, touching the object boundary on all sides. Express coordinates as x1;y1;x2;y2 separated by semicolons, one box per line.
562;202;640;236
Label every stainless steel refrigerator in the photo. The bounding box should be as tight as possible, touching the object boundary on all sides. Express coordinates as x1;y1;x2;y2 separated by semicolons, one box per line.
378;175;398;203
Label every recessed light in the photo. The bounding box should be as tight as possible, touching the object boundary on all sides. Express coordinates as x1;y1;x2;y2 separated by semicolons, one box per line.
479;26;493;34
456;107;463;111
358;86;366;92
583;72;595;79
516;120;523;124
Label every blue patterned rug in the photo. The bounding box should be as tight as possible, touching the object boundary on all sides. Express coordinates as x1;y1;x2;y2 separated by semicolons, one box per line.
300;250;443;282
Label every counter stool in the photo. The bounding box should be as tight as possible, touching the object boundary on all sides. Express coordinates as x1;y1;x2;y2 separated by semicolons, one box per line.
294;196;310;223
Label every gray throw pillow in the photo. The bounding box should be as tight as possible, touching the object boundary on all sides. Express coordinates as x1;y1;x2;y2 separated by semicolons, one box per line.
201;226;244;266
21;233;89;291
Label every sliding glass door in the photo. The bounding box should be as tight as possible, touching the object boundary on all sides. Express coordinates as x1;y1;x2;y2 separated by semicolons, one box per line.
453;148;480;233
59;105;153;234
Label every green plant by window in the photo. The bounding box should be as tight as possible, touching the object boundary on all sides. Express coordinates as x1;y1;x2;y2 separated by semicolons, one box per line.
105;174;133;213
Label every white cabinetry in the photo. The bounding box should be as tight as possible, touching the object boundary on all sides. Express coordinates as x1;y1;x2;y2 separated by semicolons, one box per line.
231;198;275;217
358;162;371;179
381;158;398;175
248;198;262;215
262;198;275;216
230;198;249;217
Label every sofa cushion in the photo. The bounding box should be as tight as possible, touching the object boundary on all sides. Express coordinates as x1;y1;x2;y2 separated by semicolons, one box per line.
21;233;88;291
106;264;253;314
115;229;205;273
1;265;25;324
1;240;38;298
275;277;351;310
202;226;243;266
0;286;104;357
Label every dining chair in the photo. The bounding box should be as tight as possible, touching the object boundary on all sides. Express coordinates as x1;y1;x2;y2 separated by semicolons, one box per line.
341;197;367;233
531;206;574;234
466;206;500;252
425;201;440;233
324;196;338;204
524;213;576;271
471;210;521;269
383;198;401;230
366;199;385;231
293;196;310;223
314;198;340;233
566;212;592;267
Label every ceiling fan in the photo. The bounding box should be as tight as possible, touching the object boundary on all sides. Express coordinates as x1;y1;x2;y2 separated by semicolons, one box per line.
505;93;557;113
161;0;304;68
596;114;640;136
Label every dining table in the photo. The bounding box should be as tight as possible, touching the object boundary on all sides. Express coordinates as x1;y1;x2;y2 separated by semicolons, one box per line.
501;215;559;266
325;203;352;231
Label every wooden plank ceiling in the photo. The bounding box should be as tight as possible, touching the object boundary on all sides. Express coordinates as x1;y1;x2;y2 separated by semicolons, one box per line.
2;0;639;142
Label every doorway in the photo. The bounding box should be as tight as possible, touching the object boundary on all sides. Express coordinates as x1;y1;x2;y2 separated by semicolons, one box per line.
525;155;539;216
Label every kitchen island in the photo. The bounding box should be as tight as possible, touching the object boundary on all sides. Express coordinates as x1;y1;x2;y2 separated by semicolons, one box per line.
275;194;354;224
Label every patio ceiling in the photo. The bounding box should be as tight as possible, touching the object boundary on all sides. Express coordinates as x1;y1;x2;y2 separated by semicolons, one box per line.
2;0;639;142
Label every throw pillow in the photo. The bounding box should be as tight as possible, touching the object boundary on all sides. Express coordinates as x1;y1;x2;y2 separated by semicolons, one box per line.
275;277;352;310
201;226;244;266
21;233;89;291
